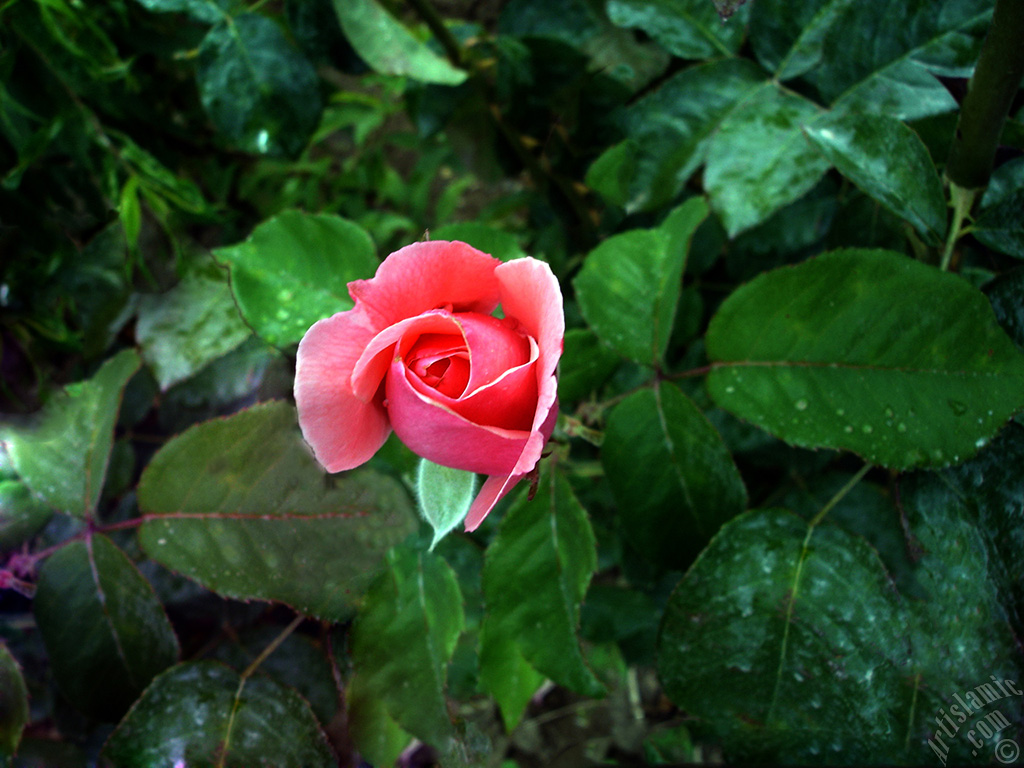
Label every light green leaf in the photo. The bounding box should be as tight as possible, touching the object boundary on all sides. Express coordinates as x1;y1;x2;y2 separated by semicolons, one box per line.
479;617;546;731
332;0;467;85
704;83;829;236
346;671;412;768
214;210;377;347
131;0;231;23
803;111;946;244
34;535;179;722
137;401;417;622
481;466;604;699
0;349;139;517
602;381;747;570
136;263;253;390
706;249;1024;469
416;458;477;550
0;479;54;550
574;198;708;364
0;643;28;757
197;14;322;157
350;546;464;751
104;661;335;767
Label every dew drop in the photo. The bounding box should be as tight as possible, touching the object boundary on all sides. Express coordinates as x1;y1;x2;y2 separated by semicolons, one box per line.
897;423;907;433
795;399;808;411
725;386;736;394
975;437;987;448
844;425;853;434
862;424;873;434
947;399;968;416
835;408;845;417
884;407;894;418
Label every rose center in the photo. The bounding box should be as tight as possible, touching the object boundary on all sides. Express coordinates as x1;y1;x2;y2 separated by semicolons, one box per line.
406;334;471;398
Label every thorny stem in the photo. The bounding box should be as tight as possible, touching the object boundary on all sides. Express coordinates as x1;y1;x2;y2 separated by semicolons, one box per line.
945;0;1024;191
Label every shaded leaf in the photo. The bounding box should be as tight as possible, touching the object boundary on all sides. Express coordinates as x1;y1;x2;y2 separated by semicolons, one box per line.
558;328;621;403
104;661;334;767
478;618;545;731
0;350;140;518
34;535;179;721
0;643;28;757
136;264;253;390
214;210;377;347
607;0;747;60
749;0;858;81
349;545;464;751
602;381;746;569
706;249;1024;469
197;14;323;157
0;479;54;550
137;401;417;621
332;0;467;85
803;111;946;244
481;466;604;699
975;157;1024;258
574;198;708;364
346;671;411;768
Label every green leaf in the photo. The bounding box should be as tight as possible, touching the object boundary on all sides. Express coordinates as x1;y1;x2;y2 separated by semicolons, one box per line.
428;224;528;263
974;157;1024;258
703;83;829;236
197;14;323;157
104;661;335;767
416;458;477;550
749;0;858;81
34;534;179;721
332;0;468;85
481;466;604;699
622;59;765;212
136;263;253;390
558;328;621;403
349;545;463;753
606;0;748;60
0;350;139;518
803;111;946;244
0;479;54;550
603;381;747;570
585;139;637;209
478;618;546;731
0;643;28;757
706;249;1024;469
574;198;708;365
214;210;377;347
346;671;412;767
137;401;417;622
657;502;1021;763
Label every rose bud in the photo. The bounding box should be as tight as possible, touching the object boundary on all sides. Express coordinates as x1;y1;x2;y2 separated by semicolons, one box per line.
294;240;564;530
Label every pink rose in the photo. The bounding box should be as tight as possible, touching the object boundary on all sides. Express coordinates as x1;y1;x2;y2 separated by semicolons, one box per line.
294;240;564;530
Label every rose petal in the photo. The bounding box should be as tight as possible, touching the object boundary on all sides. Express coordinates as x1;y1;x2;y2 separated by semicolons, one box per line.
458;312;532;394
386;360;531;476
348;241;502;328
294;310;391;472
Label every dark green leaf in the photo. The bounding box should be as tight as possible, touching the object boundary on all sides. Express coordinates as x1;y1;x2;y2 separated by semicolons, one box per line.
602;381;746;569
974;157;1024;258
416;459;477;550
104;661;335;767
34;535;179;721
585;139;637;209
606;0;747;60
657;502;1021;763
346;671;411;767
558;328;621;403
349;545;464;752
0;479;53;550
136;263;253;390
803;111;946;244
749;0;858;81
703;83;829;236
137;401;417;621
214;210;377;347
332;0;467;85
197;14;323;157
478;618;546;731
0;350;140;518
481;466;604;700
428;224;528;262
706;249;1024;469
622;59;765;212
0;643;28;757
574;198;708;364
